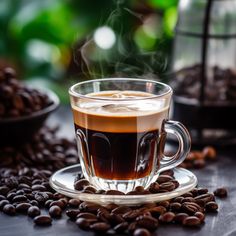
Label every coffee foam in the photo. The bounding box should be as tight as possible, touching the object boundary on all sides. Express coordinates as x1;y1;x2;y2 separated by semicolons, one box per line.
72;91;169;132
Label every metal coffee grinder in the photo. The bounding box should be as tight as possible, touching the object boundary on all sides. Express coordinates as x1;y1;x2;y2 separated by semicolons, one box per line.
171;0;236;145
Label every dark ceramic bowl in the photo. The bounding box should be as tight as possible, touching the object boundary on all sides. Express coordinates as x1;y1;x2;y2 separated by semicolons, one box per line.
0;88;60;146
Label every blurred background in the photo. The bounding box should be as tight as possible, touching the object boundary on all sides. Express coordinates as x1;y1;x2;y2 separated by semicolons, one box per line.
0;0;178;103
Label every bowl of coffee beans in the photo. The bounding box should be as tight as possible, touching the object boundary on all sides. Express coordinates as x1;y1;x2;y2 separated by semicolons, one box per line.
0;67;59;145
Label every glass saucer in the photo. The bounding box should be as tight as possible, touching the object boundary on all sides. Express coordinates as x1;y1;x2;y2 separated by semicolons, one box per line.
49;164;197;206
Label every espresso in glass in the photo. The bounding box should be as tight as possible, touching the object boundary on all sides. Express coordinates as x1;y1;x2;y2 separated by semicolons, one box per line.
73;91;168;181
70;79;190;192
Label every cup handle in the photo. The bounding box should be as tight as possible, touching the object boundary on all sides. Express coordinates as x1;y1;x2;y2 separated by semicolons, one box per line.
158;120;191;173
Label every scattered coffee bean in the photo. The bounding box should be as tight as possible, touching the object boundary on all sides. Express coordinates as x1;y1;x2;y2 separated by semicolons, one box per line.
205;201;218;212
76;218;91;230
49;205;62;218
90;222;110;233
159;212;175;223
136;215;159;231
74;179;90;191
194;212;205;222
183;216;201;226
112;206;132;215
68;198;81;208
3;204;15;215
0;200;10;210
203;146;216;160
27;206;40;218
214;187;227;198
16;203;31;213
106;190;125;195
66;209;80;220
114;222;129;233
174;213;189;224
133;228;151;236
34;215;52;226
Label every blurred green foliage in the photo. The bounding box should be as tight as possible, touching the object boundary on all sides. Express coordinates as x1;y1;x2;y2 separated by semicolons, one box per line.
0;0;178;103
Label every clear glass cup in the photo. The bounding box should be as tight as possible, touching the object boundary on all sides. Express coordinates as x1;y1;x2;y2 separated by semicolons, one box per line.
69;78;191;193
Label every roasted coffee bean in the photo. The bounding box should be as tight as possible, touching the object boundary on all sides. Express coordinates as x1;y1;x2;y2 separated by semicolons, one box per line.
205;201;218;212
49;205;62;218
44;200;53;209
34;215;52;226
181;202;202;214
135;186;145;192
170;202;181;211
174;196;184;203
34;192;49;204
18;183;31;189
158;201;170;208
149;206;167;217
136;215;159;231
79;202;101;213
3;204;16;215
148;182;160;193
197;188;208;195
112;206;132;215
95;189;106;194
12;195;27;203
174;213;189;224
122;210;140;221
126;190;140;195
0;186;10;196
195;193;214;205
0;195;6;201
97;209;111;223
214;187;227;198
194;212;205;222
114;221;129;233
16;203;31;213
66;209;80;220
181;197;196;203
128;222;137;233
27;206;40;217
6;192;16;201
31;185;46;191
83;186;96;193
76;218;91;230
49;200;64;209
160;169;174;177
157;175;173;184
171;180;180;188
30;200;39;206
90;222;110;232
0;200;10;210
74;179;90;191
105;203;118;211
202;146;216;160
181;192;193;198
159;182;176;191
77;212;98;221
191;188;198;197
183;216;201;226
133;228;151;236
68;198;81;208
109;213;125;225
105;190;125;195
159;212;175;223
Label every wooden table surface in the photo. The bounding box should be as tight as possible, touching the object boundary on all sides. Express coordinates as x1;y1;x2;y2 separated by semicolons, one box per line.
0;106;235;236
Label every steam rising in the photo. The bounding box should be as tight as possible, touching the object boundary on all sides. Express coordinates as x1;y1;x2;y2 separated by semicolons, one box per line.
74;0;168;80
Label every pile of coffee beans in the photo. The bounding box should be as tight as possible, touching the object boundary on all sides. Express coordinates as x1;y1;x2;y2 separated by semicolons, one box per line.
74;170;179;195
0;126;78;170
172;64;236;102
0;161;227;235
0;67;53;118
179;146;217;169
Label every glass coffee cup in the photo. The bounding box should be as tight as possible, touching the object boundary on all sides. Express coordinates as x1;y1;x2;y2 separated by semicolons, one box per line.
69;78;191;193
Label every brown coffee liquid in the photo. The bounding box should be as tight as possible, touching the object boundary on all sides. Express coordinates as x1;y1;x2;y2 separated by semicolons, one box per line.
72;91;169;180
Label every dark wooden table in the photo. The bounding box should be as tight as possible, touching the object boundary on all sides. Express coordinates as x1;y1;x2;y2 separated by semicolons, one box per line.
0;106;235;236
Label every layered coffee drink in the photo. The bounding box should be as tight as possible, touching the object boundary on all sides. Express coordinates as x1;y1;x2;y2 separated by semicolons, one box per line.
72;91;169;181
